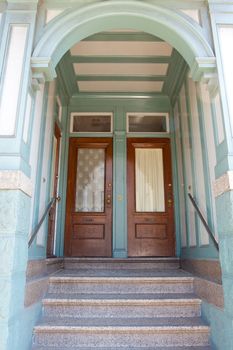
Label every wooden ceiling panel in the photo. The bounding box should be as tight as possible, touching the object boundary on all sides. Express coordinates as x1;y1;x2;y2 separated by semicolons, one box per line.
57;31;187;97
78;81;164;92
74;63;169;76
70;41;173;56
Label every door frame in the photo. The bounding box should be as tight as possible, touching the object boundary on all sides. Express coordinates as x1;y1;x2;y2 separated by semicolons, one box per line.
127;137;175;257
64;137;113;257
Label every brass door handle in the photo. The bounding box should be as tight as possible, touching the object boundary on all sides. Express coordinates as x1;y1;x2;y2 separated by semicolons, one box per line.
168;199;172;208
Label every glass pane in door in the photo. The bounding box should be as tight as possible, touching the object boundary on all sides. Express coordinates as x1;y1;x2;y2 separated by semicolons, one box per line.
135;148;165;212
75;149;105;212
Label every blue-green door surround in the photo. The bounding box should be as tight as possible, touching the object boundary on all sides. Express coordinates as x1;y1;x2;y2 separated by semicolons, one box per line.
30;0;217;260
31;0;216;82
65;102;173;258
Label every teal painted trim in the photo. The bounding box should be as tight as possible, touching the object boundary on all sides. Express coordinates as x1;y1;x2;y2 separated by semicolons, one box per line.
56;51;77;97
69;95;170;111
73;92;165;98
44;86;58;254
126;132;170;138
76;75;168;82
57;71;70;106
202;301;233;350
26;90;36;151
54;106;66;257
82;32;164;42
0;10;38;182
21;89;36;167
168;60;188;104
32;0;214;74
177;97;190;248
163;50;186;96
57;105;71;256
184;78;200;247
210;12;233;159
113;109;127;258
196;83;217;246
215;150;233;179
169;109;181;257
0;9;6;45
0;154;31;176
70;132;113;138
17;301;42;350
28;83;49;259
210;98;222;148
181;246;219;259
70;56;171;64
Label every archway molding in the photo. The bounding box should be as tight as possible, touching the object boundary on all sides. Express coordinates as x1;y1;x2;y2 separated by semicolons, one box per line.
31;1;216;82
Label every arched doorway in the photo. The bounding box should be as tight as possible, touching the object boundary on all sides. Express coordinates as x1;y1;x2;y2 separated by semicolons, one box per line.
31;1;217;258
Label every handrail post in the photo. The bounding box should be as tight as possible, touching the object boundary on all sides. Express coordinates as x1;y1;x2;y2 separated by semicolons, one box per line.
28;197;56;248
188;193;219;252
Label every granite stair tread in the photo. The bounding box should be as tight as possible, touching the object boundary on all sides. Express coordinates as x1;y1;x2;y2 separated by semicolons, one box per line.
51;269;191;278
32;260;211;349
44;292;200;302
32;347;212;350
35;316;208;328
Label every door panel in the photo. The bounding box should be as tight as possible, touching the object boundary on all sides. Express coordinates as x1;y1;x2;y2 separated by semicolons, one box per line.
127;138;175;257
65;138;113;257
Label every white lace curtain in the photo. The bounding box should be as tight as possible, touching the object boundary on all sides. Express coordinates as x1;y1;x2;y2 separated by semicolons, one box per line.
135;148;165;212
75;149;105;212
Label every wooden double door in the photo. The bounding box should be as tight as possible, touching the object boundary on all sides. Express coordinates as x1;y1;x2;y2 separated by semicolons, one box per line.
65;137;175;257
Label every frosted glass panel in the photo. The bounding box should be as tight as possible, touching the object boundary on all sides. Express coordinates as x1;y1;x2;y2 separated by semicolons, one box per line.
75;149;105;212
135;148;165;212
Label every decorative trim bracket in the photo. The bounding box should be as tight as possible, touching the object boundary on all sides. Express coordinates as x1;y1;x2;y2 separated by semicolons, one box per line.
31;57;57;82
190;57;217;81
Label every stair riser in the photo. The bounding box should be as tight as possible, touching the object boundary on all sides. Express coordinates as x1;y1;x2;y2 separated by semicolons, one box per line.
33;330;210;348
33;347;212;350
64;262;180;270
48;282;193;294
43;303;201;318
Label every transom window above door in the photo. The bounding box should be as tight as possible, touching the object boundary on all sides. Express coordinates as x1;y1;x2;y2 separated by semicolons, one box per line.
127;113;169;133
70;113;113;133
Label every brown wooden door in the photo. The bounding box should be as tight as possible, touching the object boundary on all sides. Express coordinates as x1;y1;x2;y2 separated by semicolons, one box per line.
127;138;175;257
65;138;113;257
47;123;61;257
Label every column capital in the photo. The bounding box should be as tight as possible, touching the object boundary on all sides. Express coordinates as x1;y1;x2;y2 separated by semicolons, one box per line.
190;57;217;82
5;0;39;12
31;57;57;82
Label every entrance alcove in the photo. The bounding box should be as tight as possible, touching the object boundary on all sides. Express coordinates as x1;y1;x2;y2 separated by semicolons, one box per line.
31;1;218;261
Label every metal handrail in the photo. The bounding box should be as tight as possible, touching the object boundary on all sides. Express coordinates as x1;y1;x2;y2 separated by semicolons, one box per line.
188;193;219;252
28;197;56;248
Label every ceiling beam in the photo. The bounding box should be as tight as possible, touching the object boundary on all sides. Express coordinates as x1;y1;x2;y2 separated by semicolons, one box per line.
76;75;167;82
72;92;165;99
70;56;171;64
82;32;163;42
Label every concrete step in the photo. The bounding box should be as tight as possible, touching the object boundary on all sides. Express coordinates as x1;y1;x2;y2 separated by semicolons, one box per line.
33;347;212;350
64;257;180;270
48;274;194;294
33;317;210;348
43;293;201;318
